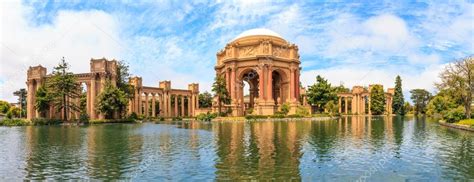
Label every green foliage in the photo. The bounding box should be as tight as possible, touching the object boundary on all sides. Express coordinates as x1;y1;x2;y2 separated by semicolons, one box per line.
403;102;412;114
436;56;473;119
199;91;213;108
171;116;183;121
307;75;336;112
79;113;89;123
245;115;268;120
212;75;230;114
96;81;129;119
31;118;62;125
0;118;29;126
196;112;218;121
457;119;474;127
410;89;432;115
0;100;10;114
129;112;138;120
47;57;81;120
392;75;405;115
444;106;466;123
116;61;134;116
6;107;22;119
426;95;455;117
324;100;337;115
88;118;135;124
13;88;27;117
280;103;290;115
296;105;310;116
35;85;51;117
370;85;386;115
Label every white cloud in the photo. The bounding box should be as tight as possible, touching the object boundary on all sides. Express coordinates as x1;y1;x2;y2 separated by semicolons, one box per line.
0;0;122;102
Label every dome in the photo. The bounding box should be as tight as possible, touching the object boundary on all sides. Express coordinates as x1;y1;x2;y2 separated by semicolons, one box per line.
232;28;283;41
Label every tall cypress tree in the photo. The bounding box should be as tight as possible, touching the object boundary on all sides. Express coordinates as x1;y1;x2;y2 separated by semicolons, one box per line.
370;85;386;115
392;75;405;115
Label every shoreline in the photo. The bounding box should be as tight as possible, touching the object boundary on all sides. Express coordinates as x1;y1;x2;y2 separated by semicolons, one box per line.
439;121;474;132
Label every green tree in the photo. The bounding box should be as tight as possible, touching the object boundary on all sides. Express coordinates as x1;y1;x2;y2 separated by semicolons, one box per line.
325;100;338;115
35;85;51;117
198;91;213;108
403;102;412;114
46;57;81;121
307;75;337;113
426;94;455;117
410;89;432;115
392;75;405;115
6;107;21;119
13;88;27;118
116;61;134;117
370;85;386;115
96;81;128;119
212;75;230;115
280;102;290;115
436;56;473;119
0;100;10;114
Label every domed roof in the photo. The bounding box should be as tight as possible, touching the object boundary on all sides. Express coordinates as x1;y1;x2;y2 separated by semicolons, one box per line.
232;28;283;41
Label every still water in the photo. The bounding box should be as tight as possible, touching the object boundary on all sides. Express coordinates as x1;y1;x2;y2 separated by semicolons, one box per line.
0;116;472;181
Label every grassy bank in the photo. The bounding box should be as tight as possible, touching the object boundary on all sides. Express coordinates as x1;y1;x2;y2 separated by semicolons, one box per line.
457;119;474;128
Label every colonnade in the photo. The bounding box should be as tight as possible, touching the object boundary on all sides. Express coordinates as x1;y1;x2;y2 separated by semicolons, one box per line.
337;85;394;115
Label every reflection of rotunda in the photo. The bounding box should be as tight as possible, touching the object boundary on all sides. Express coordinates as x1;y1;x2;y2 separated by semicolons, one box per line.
214;28;301;116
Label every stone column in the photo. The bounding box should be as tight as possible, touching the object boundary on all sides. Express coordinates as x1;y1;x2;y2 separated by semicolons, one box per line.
86;82;91;115
187;96;192;116
174;95;178;117
195;94;199;110
90;78;96;119
99;74;105;119
345;97;348;114
181;96;185;117
145;93;149;117
368;96;372;115
152;94;156;117
230;68;236;102
267;65;273;103
338;97;342;113
167;93;172;117
26;80;34;120
289;68;295;102
258;67;265;102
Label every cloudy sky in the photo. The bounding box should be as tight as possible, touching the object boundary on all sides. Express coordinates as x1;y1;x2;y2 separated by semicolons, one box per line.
1;0;473;102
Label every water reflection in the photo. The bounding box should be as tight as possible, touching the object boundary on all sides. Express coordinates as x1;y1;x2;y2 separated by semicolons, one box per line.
0;117;471;180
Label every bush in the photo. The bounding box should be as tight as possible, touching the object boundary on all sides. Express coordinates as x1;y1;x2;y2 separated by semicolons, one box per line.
79;113;89;123
245;115;268;120
31;118;62;125
443;106;465;123
129;112;138;120
196;112;218;121
296;106;310;117
280;103;290;115
89;118;135;124
0;118;29;126
172;116;183;121
457;119;474;127
287;114;304;118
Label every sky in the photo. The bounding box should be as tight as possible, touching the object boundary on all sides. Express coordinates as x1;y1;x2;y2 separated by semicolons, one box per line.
0;0;473;103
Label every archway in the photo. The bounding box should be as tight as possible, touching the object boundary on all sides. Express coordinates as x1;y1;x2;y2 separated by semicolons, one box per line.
239;69;259;115
272;69;288;107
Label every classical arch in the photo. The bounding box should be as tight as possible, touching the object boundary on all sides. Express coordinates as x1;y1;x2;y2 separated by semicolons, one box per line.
214;28;302;116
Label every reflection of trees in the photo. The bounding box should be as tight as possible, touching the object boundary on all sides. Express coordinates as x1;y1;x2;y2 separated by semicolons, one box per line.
369;116;386;149
392;116;404;158
308;120;338;162
214;121;305;180
24;126;84;180
87;124;143;180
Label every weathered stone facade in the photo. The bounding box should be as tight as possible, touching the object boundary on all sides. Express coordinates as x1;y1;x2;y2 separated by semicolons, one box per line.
214;28;302;116
26;58;199;120
337;85;394;115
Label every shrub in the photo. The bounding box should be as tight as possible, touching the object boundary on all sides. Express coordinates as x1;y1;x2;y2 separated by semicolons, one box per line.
129;112;138;120
89;119;135;124
296;106;310;117
280;103;290;115
245;115;268;120
172;116;183;121
31;118;62;125
79;113;89;123
245;108;254;115
443;106;465;123
196;112;218;121
0;118;29;126
287;114;304;118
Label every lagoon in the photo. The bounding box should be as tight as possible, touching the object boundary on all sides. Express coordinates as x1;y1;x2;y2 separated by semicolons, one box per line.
0;116;472;181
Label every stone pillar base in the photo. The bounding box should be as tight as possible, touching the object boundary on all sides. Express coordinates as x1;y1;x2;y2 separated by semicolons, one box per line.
288;102;299;115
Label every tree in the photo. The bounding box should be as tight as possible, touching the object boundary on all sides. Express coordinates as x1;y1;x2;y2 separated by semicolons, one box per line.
212;75;230;115
403;102;412;114
116;61;134;117
46;57;81;121
35;85;51;117
13;88;27;118
436;56;473;119
0;100;10;114
325;100;338;115
6;106;21;119
410;89;432;115
96;81;128;119
370;85;386;115
426;94;455;117
198;91;213;108
392;75;405;115
307;75;337;112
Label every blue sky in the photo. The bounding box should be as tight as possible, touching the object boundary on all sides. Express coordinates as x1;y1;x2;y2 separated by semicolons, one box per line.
1;0;473;102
